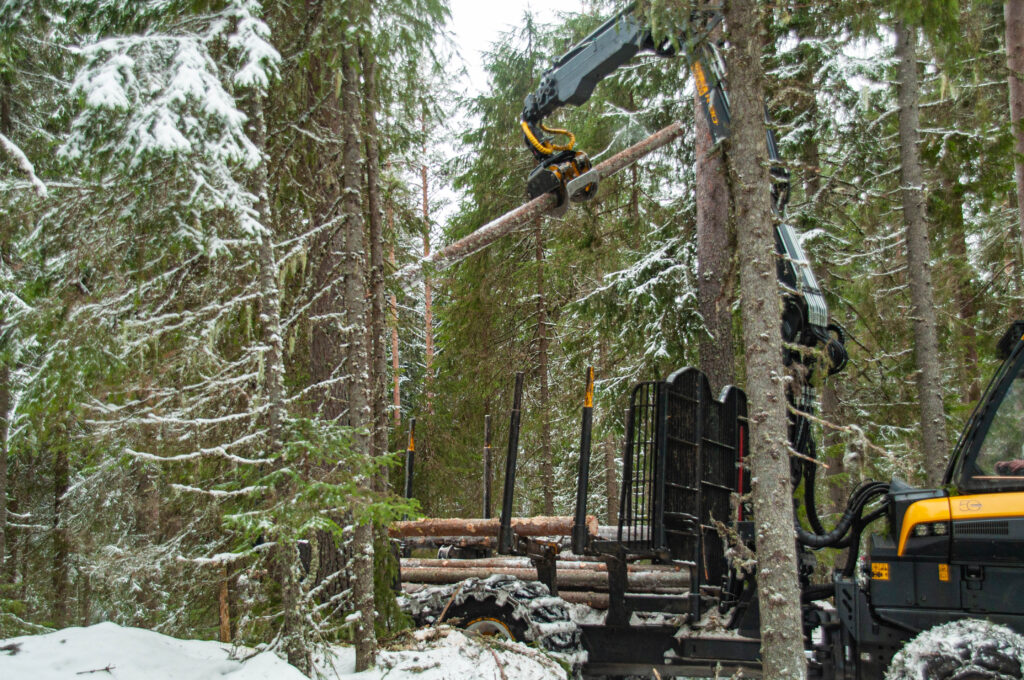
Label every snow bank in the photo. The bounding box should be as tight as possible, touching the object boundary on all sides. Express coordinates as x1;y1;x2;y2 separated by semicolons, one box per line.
1;622;570;680
320;627;570;680
0;622;307;680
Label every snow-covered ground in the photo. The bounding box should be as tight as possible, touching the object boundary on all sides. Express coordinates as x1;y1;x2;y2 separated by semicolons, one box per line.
0;622;569;680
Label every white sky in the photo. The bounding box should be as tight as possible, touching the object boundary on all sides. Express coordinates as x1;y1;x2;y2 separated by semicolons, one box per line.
446;0;585;97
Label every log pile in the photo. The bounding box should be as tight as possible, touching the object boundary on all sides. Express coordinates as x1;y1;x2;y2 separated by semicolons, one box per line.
389;515;598;539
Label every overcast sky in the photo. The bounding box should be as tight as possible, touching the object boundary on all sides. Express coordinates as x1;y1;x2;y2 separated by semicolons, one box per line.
446;0;585;96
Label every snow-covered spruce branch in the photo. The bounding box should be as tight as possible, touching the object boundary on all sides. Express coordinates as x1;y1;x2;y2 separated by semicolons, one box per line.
124;444;271;466
171;483;270;498
0;132;47;198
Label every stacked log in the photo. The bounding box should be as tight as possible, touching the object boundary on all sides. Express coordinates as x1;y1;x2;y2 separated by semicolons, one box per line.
399;557;689;592
388;515;598;539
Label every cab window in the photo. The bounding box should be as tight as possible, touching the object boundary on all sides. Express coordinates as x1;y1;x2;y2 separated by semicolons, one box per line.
973;375;1024;481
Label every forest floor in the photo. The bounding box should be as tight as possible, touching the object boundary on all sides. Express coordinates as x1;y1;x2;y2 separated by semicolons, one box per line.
0;621;570;679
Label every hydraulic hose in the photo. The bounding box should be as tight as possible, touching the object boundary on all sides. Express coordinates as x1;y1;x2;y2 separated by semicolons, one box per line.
796;481;888;549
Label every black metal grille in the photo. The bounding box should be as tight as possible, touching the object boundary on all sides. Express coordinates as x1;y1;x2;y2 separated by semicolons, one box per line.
618;381;660;550
618;368;748;593
955;520;1009;536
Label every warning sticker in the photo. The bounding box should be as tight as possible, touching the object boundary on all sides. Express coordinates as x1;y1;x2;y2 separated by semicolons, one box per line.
871;563;890;581
938;564;950;582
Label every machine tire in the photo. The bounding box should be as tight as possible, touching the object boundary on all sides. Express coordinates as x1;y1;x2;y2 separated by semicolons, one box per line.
401;575;586;668
885;619;1024;680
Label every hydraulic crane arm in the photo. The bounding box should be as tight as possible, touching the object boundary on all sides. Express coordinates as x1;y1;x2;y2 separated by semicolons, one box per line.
520;2;846;379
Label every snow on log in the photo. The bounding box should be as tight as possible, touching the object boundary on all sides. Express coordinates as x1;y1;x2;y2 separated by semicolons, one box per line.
388;515;598;539
403;120;687;274
398;566;689;591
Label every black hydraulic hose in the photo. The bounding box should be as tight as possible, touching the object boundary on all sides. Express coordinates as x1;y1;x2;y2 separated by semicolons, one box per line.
801;583;835;603
796;482;888;548
841;505;887;578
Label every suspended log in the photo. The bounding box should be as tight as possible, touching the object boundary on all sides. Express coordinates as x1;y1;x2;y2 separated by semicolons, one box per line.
399;121;687;275
400;558;687;574
398;566;690;591
389;515;598;539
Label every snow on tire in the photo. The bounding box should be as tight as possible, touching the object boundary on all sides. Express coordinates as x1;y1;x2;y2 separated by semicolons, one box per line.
885;619;1024;680
400;574;587;669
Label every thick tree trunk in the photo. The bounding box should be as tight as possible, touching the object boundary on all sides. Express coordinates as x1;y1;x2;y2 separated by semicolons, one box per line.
724;1;807;677
1007;0;1024;260
895;21;950;486
534;217;554;514
695;89;735;392
339;42;377;672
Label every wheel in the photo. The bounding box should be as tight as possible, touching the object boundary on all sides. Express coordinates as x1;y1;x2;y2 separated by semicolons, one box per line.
401;575;586;668
885;619;1024;680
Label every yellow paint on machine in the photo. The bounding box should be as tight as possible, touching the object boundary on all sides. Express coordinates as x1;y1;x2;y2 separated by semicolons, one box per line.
897;492;1024;555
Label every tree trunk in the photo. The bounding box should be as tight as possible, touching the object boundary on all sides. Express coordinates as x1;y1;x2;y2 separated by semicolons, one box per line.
53;442;70;628
390;240;401;428
604;434;618;525
940;176;980;404
362;45;388;469
1007;0;1024;261
0;362;8;574
339;42;377;672
895;21;950;487
695;88;735;393
724;1;807;677
421;120;434;414
534;216;554;514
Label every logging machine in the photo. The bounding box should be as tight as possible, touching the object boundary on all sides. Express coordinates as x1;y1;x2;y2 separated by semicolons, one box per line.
397;4;1024;678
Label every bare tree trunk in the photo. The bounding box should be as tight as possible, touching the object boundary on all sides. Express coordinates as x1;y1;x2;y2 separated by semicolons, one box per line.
1007;0;1024;261
603;434;618;525
421;120;434;414
941;176;980;404
219;565;231;643
724;1;806;676
895;21;949;487
339;42;377;672
534;216;554;514
695;87;735;393
0;362;8;574
53;442;70;628
389;235;401;428
363;45;388;468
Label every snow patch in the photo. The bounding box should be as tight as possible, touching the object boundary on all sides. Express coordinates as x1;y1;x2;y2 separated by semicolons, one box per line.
0;622;307;680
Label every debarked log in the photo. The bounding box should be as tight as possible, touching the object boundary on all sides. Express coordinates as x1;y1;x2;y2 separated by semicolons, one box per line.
389;515;598;539
398;566;690;591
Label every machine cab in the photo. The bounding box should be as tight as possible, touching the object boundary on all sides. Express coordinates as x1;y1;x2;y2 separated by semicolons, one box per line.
946;321;1024;494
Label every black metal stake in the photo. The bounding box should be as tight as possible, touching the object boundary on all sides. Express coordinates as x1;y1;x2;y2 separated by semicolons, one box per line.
499;373;525;555
402;418;416;520
483;414;492;519
572;367;595;555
